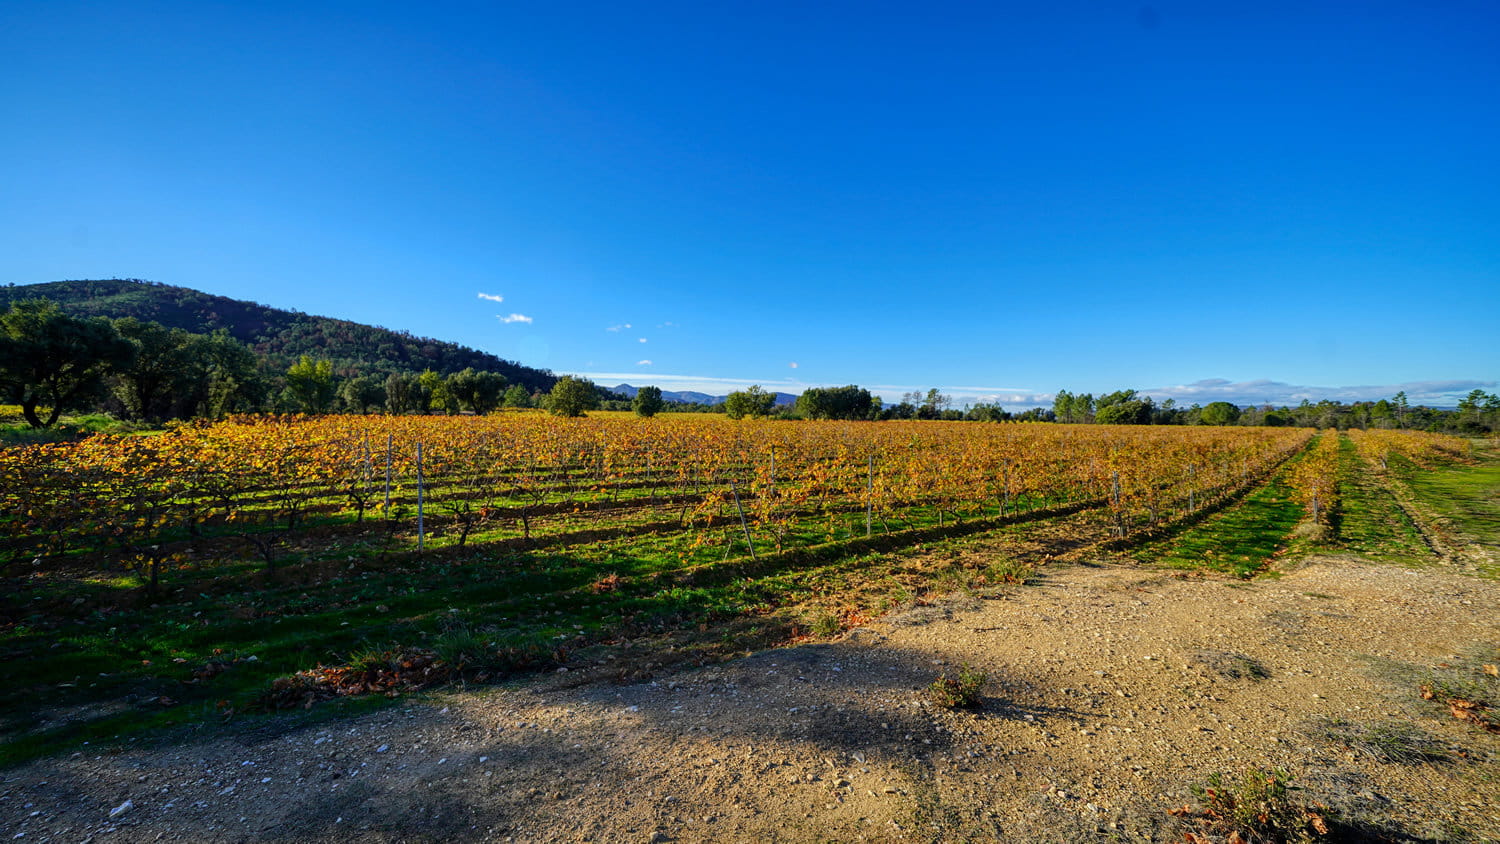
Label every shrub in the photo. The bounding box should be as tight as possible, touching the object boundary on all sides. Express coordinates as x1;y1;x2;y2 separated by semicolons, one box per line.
1172;768;1330;843
431;625;491;669
929;662;986;708
808;609;842;637
983;557;1036;585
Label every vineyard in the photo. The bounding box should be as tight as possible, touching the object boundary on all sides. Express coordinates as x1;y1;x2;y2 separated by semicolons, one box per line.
1;414;1481;765
3;414;1315;582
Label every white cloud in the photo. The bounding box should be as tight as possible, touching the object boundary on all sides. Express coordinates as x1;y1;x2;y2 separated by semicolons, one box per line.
477;292;504;303
576;372;807;393
788;362;799;369
497;313;533;324
638;338;648;343
636;360;652;366
1138;378;1496;408
607;323;632;332
551;373;1498;411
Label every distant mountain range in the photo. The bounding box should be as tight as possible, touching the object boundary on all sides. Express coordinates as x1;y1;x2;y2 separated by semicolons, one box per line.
609;383;798;406
0;279;558;391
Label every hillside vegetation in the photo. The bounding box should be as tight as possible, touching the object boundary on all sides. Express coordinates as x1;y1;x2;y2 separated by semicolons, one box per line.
0;279;556;391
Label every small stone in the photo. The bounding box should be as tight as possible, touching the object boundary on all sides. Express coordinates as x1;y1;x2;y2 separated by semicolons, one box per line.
108;800;133;819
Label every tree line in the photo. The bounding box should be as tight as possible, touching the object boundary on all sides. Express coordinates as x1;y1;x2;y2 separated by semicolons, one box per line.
0;278;556;390
1049;388;1500;434
0;299;566;428
4;297;1493;433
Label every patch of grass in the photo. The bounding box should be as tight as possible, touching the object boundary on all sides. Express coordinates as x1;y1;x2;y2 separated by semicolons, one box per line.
928;662;986;709
1335;435;1438;567
1310;717;1453;764
981;556;1036;585
429;624;491;670
1135;475;1304;578
0;414;151;445
1401;439;1500;576
1191;649;1270;681
1419;654;1500;734
805;608;842;637
2;506;1061;765
1171;768;1332;843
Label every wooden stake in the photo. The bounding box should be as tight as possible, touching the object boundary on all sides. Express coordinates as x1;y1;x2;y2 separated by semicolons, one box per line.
416;441;425;552
730;480;756;560
384;432;393;518
865;454;873;538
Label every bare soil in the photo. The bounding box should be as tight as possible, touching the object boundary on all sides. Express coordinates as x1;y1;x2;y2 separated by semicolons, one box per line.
3;551;1497;843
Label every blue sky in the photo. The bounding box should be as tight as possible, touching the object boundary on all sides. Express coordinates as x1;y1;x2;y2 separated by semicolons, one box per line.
2;1;1496;408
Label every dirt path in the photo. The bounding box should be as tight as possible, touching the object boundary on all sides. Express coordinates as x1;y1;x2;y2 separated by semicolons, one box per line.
3;556;1497;843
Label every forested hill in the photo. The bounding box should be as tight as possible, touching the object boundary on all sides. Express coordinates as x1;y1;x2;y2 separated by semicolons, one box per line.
0;279;556;391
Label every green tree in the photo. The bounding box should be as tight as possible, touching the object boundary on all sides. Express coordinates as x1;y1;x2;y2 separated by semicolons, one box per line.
418;369;453;414
1095;389;1154;425
632;385;665;418
918;388;952;420
285;355;336;414
796;385;876;420
1053;389;1095;423
444;368;507;415
112;320;263;421
338;375;387;414
470;371;507;414
0;299;135;427
384;372;416;414
182;330;264;418
1392;390;1409;428
1199;401;1241;426
725;385;777;419
1455;389;1498;433
111;317;195;423
546;375;599;417
964;402;1010;422
502;383;533;409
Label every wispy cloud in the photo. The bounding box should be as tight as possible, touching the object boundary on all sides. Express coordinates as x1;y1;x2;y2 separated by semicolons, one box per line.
577;372;807;393
638;338;648;343
944;379;1499;410
789;362;799;369
636;360;652;366
1138;378;1496;408
477;292;504;303
569;374;1495;410
606;323;632;332
497;313;533;324
576;373;1035;403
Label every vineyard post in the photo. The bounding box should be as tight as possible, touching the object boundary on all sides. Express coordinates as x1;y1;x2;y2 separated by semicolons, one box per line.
362;435;373;522
1188;465;1196;513
416;441;425;552
384;433;393;519
1002;458;1011;516
865;453;873;538
1111;471;1124;538
1311;492;1320;525
729;479;756;560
